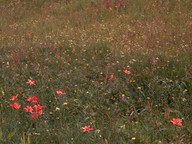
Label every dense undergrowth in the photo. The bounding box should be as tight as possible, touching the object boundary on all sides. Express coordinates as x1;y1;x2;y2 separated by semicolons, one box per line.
0;0;192;143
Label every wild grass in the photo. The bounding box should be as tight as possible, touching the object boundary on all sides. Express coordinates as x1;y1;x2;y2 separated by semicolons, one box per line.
0;0;192;143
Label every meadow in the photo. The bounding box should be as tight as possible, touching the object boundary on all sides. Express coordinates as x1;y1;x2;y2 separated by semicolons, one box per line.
0;0;192;143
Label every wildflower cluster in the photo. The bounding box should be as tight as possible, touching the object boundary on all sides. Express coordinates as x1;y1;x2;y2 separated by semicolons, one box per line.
9;79;44;121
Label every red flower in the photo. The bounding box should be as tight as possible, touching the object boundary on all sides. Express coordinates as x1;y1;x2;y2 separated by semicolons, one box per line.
26;79;36;86
30;104;44;121
31;112;40;121
33;104;44;112
27;96;39;103
123;70;131;75
170;118;183;127
56;89;65;96
102;0;108;3
10;94;18;101
109;73;114;81
82;125;94;133
24;106;33;113
10;103;21;110
102;0;109;7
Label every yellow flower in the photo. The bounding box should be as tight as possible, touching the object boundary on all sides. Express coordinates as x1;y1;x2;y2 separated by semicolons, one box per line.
131;137;136;140
121;94;125;97
55;107;60;111
137;87;142;90
63;102;68;106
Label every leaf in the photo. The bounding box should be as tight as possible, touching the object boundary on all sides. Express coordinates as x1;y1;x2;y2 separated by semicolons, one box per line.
0;127;3;140
7;130;15;141
27;135;31;144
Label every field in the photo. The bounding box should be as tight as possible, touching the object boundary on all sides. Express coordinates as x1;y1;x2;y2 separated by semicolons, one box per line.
0;0;192;143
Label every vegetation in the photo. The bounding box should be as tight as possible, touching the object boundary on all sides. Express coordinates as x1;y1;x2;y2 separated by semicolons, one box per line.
0;0;192;143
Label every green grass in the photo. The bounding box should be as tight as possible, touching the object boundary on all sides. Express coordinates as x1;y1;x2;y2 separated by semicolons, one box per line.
1;0;192;143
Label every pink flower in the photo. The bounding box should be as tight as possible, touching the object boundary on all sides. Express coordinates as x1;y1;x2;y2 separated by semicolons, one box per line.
123;69;131;75
82;125;94;133
170;118;183;127
151;57;158;65
109;73;114;81
24;106;33;113
10;103;21;110
10;94;18;101
27;96;39;103
56;89;65;96
26;79;36;86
